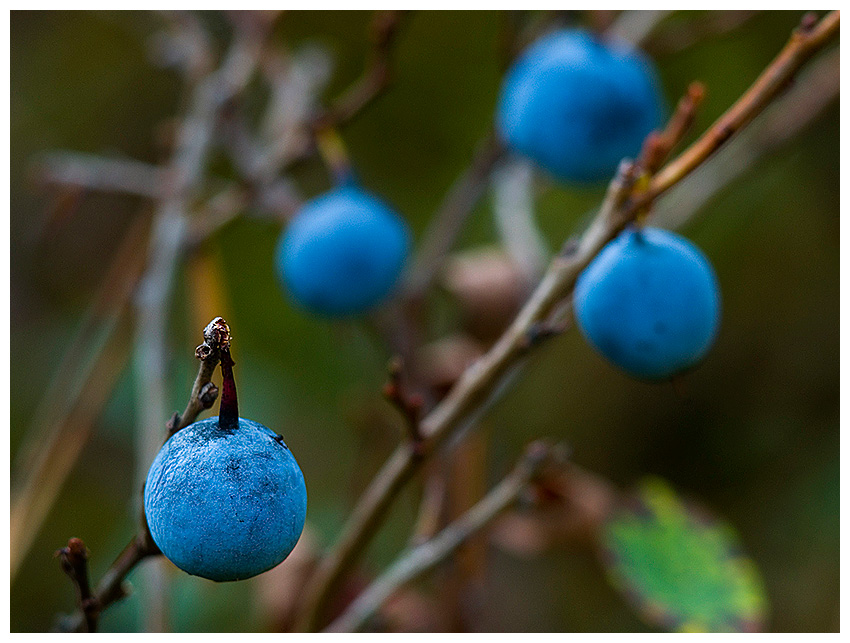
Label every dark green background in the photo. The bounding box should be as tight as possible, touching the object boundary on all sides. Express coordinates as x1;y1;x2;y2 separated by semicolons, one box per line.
11;10;839;632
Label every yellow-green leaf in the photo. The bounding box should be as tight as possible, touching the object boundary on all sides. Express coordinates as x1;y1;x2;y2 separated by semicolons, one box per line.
600;477;768;632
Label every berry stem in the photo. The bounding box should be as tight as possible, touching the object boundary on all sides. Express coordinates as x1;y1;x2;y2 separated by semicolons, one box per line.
219;348;239;430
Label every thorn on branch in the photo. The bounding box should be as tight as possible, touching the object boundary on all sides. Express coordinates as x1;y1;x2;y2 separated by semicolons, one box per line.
558;235;581;258
798;12;819;33
165;412;181;433
520;440;570;479
383;356;424;444
523;318;569;350
638;81;706;175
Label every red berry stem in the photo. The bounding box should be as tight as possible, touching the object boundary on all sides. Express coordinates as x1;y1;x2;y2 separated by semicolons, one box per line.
219;348;239;430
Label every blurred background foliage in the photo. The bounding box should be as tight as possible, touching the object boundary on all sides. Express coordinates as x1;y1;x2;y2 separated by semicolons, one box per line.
10;10;838;632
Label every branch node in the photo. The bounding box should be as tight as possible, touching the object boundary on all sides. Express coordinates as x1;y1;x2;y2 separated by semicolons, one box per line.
56;537;97;631
523;319;568;350
198;381;220;408
383;356;424;443
799;12;819;33
638;80;706;175
165;412;181;432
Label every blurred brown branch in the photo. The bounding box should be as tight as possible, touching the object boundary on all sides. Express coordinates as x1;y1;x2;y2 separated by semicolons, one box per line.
313;10;406;131
404;133;506;299
643;10;761;57
56;539;96;632
58;528;160;632
325;441;569;632
10;214;149;580
295;11;840;631
34;153;167;199
605;9;673;47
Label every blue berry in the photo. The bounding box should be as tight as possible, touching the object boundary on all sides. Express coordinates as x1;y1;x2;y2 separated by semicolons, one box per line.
144;346;306;582
497;30;664;183
574;227;721;380
276;185;411;316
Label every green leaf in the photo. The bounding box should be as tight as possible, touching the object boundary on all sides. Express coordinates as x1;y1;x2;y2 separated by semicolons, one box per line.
600;477;768;632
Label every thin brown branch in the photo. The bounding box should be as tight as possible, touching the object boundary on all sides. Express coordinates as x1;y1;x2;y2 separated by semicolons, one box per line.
643;10;761;57
34;152;167;199
57;316;233;632
313;11;405;131
634;10;840;213
57;530;160;632
294;11;839;631
165;316;231;438
11;216;149;579
404;133;506;298
383;356;425;444
56;538;96;632
653;44;839;231
325;441;568;632
637;81;705;175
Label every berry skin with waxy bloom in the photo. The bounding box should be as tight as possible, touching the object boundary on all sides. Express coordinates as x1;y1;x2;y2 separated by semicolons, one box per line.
276;185;411;317
573;227;721;381
497;29;665;183
144;346;307;582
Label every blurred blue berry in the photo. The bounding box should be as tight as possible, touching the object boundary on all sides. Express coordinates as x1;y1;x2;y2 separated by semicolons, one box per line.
276;185;411;317
497;29;665;183
574;227;721;380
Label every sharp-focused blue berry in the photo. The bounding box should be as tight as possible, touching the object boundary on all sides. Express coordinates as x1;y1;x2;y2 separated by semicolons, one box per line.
574;227;721;380
144;341;307;582
497;29;665;183
144;418;307;582
276;185;411;317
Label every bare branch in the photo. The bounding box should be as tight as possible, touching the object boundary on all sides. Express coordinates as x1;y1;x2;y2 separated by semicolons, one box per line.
404;134;505;298
34;152;166;199
313;10;406;131
56;538;96;632
383;356;424;444
325;441;568;632
653;44;839;231
605;9;673;47
491;158;550;281
165;316;231;438
643;10;761;57
57;316;234;632
57;530;160;632
637;81;706;175
133;19;273;631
